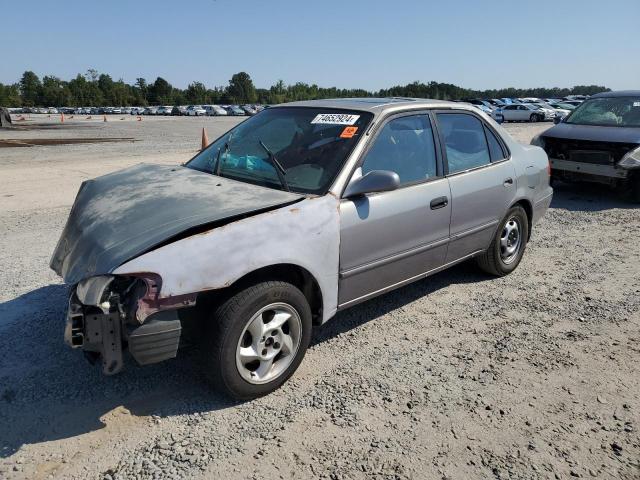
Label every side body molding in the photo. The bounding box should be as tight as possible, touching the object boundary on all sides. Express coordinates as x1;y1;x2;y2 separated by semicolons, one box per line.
114;195;341;323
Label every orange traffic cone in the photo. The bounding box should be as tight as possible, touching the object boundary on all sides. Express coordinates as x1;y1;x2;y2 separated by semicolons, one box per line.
201;128;209;150
137;116;142;122
103;115;107;122
60;112;64;123
87;116;92;119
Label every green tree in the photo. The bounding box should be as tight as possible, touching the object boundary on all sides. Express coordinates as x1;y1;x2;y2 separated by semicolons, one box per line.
0;83;22;107
227;72;257;104
135;78;148;104
149;77;173;104
19;71;42;106
186;81;207;104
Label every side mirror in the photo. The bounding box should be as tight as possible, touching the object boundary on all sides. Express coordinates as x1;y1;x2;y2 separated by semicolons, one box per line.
553;116;563;124
343;170;400;198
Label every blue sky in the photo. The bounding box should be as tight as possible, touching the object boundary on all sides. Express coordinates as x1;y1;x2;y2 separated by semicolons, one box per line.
1;0;638;91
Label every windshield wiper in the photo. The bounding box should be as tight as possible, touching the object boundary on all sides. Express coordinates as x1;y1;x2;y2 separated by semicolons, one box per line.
214;142;228;176
258;139;290;192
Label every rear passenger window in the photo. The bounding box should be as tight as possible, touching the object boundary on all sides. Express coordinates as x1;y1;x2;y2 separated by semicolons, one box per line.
436;113;490;174
484;126;506;161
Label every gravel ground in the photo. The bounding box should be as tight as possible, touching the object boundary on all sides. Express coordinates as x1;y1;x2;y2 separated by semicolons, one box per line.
0;116;638;480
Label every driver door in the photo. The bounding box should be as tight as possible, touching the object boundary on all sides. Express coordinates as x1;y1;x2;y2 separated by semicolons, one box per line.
338;113;451;308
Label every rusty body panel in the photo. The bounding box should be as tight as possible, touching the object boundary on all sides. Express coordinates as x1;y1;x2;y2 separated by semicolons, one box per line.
113;194;341;322
50;163;303;284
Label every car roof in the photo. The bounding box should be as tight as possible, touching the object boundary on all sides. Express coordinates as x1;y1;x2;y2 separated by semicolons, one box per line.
271;97;461;115
591;90;640;98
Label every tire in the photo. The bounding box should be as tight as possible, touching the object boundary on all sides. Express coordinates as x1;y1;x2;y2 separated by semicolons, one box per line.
529;114;538;123
203;281;312;400
476;205;529;276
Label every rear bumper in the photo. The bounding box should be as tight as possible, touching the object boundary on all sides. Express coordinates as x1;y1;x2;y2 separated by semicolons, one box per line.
550;158;627;179
65;295;182;375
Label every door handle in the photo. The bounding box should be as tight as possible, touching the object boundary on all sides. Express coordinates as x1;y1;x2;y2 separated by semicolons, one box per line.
503;177;514;186
430;196;448;210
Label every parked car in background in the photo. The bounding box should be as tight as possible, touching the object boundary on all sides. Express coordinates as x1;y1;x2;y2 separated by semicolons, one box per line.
531;103;562;118
560;100;584;108
226;105;246;116
242;105;258;116
143;107;158;115
171;106;187;116
51;97;552;399
205;105;228;116
537;103;571;119
549;102;577;112
499;104;552;122
186;105;207;116
532;90;640;201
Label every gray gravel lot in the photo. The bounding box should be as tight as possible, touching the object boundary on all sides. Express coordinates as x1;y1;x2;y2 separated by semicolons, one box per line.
0;116;638;479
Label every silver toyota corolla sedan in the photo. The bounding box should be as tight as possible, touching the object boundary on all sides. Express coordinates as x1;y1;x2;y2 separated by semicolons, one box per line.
51;98;553;399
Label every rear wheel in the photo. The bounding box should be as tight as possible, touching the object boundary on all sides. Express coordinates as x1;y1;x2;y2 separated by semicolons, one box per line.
476;205;529;276
529;113;538;123
203;281;312;400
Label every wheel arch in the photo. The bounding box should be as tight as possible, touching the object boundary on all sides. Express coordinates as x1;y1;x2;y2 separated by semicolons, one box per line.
197;263;325;326
510;198;533;240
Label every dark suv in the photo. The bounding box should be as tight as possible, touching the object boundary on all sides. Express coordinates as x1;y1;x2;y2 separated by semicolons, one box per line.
531;90;640;201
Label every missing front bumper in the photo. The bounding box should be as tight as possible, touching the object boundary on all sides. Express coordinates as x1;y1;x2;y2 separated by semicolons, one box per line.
65;296;182;375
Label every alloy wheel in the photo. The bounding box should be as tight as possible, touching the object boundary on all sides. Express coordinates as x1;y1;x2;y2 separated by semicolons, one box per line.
235;303;302;384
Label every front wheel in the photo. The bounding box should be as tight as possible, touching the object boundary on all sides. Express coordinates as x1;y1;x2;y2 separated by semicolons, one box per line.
529;114;538;123
203;281;312;400
476;205;529;276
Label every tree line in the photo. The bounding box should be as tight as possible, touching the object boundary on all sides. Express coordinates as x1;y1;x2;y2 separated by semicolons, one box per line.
0;69;609;107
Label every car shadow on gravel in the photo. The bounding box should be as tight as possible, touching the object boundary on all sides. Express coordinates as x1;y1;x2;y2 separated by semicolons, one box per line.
0;263;489;458
550;182;639;211
0;284;238;458
312;260;489;346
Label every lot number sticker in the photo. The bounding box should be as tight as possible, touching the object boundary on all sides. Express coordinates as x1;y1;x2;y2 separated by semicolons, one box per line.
311;113;360;125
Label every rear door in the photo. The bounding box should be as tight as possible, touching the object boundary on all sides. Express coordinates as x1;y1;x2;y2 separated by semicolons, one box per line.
434;111;516;262
338;113;451;307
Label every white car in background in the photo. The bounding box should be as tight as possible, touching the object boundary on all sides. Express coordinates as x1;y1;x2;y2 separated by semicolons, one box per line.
499;104;553;122
186;105;207;116
535;102;571;119
205;105;228;116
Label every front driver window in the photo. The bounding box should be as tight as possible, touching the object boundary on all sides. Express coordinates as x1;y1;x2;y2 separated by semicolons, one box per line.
361;114;437;186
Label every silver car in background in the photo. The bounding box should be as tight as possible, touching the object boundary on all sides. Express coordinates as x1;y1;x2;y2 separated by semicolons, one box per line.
51;98;552;399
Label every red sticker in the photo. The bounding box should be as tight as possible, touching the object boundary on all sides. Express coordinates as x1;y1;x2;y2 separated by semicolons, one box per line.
340;126;358;139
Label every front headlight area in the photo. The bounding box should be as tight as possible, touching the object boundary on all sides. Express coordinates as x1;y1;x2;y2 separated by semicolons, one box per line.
619;146;640;169
74;272;197;324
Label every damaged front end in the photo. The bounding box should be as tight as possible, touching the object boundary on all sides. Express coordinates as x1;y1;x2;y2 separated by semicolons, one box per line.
65;273;196;374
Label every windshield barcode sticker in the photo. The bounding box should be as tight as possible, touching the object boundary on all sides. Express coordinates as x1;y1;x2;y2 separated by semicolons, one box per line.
311;113;360;125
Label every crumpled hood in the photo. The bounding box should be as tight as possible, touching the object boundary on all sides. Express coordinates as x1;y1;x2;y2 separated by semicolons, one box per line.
542;123;640;144
51;163;303;283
